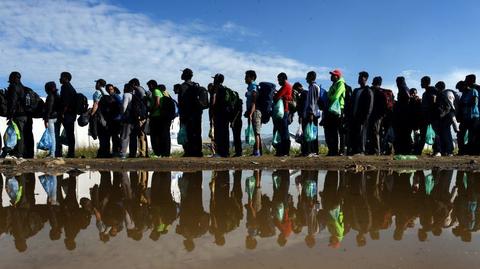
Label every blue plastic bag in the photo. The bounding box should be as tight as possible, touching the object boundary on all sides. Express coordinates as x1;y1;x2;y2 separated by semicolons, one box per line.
272;131;281;146
37;128;53;151
425;124;435;145
177;124;188;145
304;122;318;142
245;124;255;145
273;99;284;120
3;121;18;149
328;99;341;116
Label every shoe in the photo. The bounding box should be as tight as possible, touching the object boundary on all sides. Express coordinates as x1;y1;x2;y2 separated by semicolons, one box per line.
252;151;261;157
433;153;441;157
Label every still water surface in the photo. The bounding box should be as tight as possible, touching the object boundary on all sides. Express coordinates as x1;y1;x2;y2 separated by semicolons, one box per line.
0;170;479;269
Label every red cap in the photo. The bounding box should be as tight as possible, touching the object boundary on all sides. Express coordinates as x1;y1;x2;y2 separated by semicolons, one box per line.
329;69;342;78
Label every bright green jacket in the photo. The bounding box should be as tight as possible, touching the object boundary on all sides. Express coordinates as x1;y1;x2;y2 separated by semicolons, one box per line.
327;207;344;241
328;77;346;109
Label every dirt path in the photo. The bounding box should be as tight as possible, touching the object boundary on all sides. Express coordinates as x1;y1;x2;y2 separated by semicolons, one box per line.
1;155;480;174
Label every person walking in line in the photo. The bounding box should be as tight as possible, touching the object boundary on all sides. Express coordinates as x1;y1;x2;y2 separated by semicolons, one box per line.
303;71;321;156
211;74;230;157
245;70;262;157
129;78;149;158
273;73;292;156
91;79;112;158
147;80;172;157
119;83;134;158
324;69;346;156
458;75;480;154
419;76;440;156
368;76;388;155
43;81;61;158
59;72;77;158
349;71;373;155
4;72;27;158
393;76;413;155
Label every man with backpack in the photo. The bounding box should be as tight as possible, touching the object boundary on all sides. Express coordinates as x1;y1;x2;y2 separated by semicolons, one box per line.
302;71;321;156
325;69;346;156
59;72;77;158
177;68;205;157
435;81;458;156
349;71;373;155
128;78;149;158
245;70;262;157
273;73;292;156
230;87;243;157
4;72;27;158
458;75;479;155
368;77;388;155
418;76;440;156
393;76;413;154
211;74;230;157
119;83;135;158
148;80;173;157
90;79;111;158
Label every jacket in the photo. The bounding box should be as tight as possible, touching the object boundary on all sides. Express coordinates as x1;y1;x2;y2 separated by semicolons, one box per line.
350;86;373;123
60;82;77;115
328;77;346;109
7;83;26;118
44;93;60;120
371;87;387;121
274;81;292;113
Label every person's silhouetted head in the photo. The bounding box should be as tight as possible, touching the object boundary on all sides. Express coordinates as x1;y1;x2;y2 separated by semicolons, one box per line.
49;228;61;241
421;76;431;89
292;82;303;92
181;68;193;81
305;234;316;248
461;230;472;242
277;233;287;247
60;72;72;85
214;233;226;246
369;230;380;240
245;70;257;84
372;76;382;87
158;84;166;92
329;236;341;249
356;233;367;247
8;71;21;84
245;235;257;250
465;74;476;88
95;79;106;90
45;81;57;95
147;80;158;91
393;228;404;241
277;72;288;86
212;73;224;85
410;88;418;97
418;229;428;242
306;71;316;84
358;71;369;87
329;69;342;83
173;83;182;94
432;227;442;236
99;233;110;243
124;83;133;93
15;239;27;253
64;238;76;251
456;81;466;92
129;78;140;87
435;81;446;91
150;230;161;241
184;239;195;252
106;84;115;95
396;76;406;88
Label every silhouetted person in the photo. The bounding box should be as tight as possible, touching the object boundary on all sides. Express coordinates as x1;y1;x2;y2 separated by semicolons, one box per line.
59;72;78;158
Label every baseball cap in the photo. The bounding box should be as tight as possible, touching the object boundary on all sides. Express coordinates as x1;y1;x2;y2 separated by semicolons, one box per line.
212;73;224;83
329;69;342;78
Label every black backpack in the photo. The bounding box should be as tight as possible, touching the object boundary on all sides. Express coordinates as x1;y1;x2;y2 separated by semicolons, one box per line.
196;85;209;110
161;96;178;121
0;89;7;117
24;87;45;118
224;87;240;118
257;82;276;124
75;93;89;115
99;94;121;121
129;93;148;121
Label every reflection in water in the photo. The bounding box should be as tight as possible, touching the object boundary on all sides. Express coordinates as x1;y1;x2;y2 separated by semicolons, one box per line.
0;169;478;253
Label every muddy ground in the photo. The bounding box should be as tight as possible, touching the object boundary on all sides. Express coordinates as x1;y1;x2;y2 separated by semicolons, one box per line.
1;155;480;174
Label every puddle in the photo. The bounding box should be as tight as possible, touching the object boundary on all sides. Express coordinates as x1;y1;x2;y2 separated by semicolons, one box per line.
0;170;479;269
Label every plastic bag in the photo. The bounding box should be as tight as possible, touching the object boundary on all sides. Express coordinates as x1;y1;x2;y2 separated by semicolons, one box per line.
77;109;90;127
177;124;188;145
59;129;68;146
245;176;256;200
328;99;341;116
245;124;255;145
272;131;281;146
425;174;434;195
37;128;53;151
273;99;285;120
295;126;303;143
464;130;469;145
425;124;435;145
305;122;318;142
3;121;19;149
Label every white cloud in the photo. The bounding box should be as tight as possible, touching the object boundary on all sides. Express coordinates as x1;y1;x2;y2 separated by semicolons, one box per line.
0;0;326;95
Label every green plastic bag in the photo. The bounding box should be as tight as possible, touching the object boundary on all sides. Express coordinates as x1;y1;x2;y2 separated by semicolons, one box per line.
177;124;188;145
425;124;435;145
425;174;434;195
304;122;318;142
273;99;285;120
464;130;469;145
245;124;255;145
272;131;281;146
328;99;341;116
245;176;256;200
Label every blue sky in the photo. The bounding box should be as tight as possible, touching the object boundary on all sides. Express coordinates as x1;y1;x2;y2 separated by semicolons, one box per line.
1;0;480;95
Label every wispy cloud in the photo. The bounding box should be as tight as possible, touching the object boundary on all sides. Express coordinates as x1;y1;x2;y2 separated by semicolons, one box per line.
0;0;325;94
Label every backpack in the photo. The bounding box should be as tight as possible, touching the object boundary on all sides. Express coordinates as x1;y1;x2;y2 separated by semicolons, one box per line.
318;86;328;111
99;94;121;121
161;96;178;121
75;93;88;115
437;89;460;119
257;82;276;124
24;87;45;118
224;87;241;119
0;89;7;117
129;93;148;121
383;89;395;112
